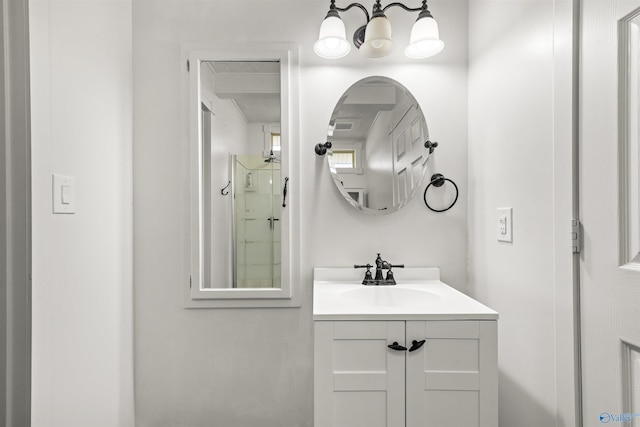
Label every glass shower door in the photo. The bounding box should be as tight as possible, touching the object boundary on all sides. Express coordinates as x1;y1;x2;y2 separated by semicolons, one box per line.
232;155;281;288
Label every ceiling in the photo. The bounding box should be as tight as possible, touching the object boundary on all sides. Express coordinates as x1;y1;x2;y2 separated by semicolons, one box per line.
329;79;399;140
205;60;281;123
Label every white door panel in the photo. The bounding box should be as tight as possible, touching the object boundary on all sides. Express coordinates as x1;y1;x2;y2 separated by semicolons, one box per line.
581;1;640;425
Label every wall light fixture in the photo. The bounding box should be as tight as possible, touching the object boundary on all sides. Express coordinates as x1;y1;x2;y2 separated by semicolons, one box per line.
314;0;444;59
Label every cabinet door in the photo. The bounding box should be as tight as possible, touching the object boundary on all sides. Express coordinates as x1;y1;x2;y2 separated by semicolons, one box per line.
405;321;498;427
314;321;405;427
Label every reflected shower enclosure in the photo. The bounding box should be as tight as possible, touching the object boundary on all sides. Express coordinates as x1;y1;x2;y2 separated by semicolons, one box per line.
231;155;281;288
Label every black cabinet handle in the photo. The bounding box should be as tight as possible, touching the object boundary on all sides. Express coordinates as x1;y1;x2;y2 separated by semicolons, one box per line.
408;339;426;352
282;177;289;208
387;342;407;351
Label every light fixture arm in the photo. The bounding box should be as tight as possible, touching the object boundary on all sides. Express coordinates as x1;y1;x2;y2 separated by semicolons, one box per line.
333;1;371;23
329;0;371;47
330;0;433;19
382;0;425;13
384;0;435;22
330;0;434;35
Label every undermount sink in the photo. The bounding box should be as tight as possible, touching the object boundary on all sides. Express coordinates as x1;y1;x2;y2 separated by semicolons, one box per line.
340;286;441;307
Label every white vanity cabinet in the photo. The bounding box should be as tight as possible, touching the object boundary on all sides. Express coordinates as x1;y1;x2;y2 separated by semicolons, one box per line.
313;268;499;427
314;319;498;427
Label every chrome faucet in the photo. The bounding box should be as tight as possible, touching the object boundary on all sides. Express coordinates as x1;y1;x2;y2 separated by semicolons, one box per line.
354;253;404;285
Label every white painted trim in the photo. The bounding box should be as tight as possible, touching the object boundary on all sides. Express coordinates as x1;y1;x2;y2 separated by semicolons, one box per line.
619;9;640;268
553;0;582;424
2;0;32;423
182;43;300;308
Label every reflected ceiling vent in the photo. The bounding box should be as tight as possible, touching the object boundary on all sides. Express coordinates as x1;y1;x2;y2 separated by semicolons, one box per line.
334;120;356;131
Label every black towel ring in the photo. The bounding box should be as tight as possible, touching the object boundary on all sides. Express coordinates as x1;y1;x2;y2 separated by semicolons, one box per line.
423;173;458;212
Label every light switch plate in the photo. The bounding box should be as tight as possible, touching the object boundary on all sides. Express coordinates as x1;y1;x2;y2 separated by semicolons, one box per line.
53;174;76;214
497;207;512;242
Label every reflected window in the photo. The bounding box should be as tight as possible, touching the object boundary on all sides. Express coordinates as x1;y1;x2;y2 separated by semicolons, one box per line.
329;149;356;169
271;133;281;153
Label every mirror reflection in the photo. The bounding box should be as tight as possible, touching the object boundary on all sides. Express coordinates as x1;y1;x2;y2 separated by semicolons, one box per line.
231;155;281;288
326;76;430;214
200;60;282;289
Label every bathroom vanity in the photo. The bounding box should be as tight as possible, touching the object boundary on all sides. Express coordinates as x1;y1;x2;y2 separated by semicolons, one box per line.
313;268;498;427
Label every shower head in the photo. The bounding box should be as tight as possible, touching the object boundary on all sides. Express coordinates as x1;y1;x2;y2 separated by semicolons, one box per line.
264;150;280;163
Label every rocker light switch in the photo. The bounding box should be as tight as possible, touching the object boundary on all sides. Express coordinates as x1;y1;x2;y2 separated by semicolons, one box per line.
497;207;512;242
53;174;76;214
61;185;71;204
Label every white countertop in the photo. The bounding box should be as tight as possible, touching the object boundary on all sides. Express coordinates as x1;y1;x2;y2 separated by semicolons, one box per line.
313;267;499;321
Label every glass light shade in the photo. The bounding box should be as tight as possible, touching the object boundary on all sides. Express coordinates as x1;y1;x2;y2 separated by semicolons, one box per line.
359;16;393;58
314;15;352;59
404;16;444;59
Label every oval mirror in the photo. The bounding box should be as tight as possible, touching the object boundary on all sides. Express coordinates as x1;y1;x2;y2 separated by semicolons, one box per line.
325;76;430;214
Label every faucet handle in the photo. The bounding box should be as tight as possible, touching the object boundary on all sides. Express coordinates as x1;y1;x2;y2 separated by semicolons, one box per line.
385;269;396;284
385;264;404;285
355;264;374;285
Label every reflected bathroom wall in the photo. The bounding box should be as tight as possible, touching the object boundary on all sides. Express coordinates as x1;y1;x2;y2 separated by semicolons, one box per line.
200;87;247;290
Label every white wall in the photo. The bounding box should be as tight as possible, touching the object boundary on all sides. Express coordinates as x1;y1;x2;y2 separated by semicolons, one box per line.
29;0;134;425
133;0;468;425
247;122;279;156
468;0;577;425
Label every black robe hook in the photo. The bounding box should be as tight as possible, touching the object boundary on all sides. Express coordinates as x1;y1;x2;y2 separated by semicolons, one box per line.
221;181;231;196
